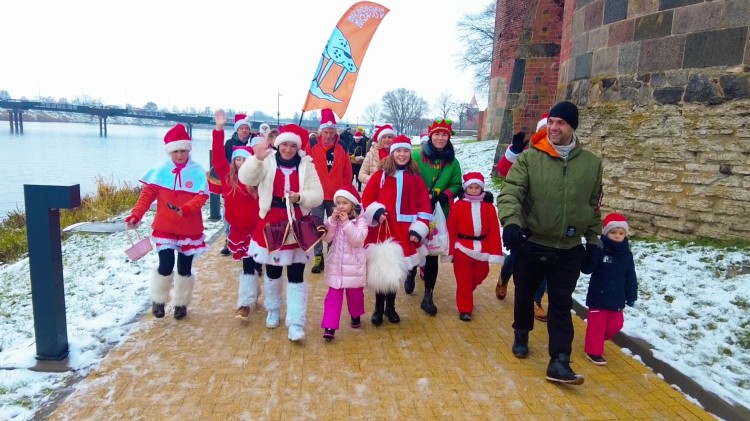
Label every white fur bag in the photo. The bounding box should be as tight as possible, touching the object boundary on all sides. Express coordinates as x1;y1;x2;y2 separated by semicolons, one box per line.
366;223;410;293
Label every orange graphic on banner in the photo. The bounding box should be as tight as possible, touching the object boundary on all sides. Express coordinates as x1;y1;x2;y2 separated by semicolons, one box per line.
302;2;390;119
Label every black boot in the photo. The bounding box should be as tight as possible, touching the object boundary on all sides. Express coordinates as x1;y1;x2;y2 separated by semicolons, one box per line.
220;240;231;256
311;255;325;274
404;267;417;294
546;354;584;385
420;288;437;315
174;306;187;320
512;329;529;358
385;292;400;323
152;302;165;318
371;293;385;326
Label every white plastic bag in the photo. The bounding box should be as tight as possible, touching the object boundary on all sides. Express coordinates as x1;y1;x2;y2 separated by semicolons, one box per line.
426;205;449;256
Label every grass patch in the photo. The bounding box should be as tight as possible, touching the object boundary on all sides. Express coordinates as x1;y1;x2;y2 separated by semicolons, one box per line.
0;176;141;265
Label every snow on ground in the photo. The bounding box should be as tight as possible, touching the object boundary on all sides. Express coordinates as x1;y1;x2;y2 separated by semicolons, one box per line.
0;137;748;419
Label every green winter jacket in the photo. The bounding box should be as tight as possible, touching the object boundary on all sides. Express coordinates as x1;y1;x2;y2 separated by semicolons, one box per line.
413;148;463;217
498;134;603;249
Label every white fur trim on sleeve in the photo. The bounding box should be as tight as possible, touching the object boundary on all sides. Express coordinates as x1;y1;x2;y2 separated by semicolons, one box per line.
504;146;520;163
409;220;429;239
364;202;385;227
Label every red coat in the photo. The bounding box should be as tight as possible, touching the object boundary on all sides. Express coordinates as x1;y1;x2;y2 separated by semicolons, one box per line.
131;183;207;237
212;130;259;230
446;197;503;264
362;169;432;267
309;141;353;200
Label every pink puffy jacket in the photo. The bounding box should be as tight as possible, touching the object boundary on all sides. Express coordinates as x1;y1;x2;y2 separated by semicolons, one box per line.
323;214;368;289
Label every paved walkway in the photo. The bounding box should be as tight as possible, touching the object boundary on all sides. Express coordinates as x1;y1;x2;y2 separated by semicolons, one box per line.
49;240;714;420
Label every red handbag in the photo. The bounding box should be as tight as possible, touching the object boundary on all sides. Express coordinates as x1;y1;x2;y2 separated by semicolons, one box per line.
284;196;326;252
263;220;290;253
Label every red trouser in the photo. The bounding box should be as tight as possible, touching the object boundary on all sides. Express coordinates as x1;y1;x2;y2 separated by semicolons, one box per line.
453;250;489;314
584;308;624;355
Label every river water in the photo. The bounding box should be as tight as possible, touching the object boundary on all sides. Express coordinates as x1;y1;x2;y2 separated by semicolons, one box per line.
0;122;216;218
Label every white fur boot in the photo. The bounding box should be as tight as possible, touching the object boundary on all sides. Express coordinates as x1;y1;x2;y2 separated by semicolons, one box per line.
237;273;259;309
286;282;308;342
173;274;195;320
264;274;283;328
150;270;173;318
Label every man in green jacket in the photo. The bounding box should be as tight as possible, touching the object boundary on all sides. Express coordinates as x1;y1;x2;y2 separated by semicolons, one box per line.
498;101;603;385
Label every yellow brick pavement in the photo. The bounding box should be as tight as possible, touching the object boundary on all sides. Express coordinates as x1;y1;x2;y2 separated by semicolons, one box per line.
49;240;714;420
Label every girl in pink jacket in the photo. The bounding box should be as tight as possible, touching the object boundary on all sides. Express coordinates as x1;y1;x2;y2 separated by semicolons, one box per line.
320;185;369;341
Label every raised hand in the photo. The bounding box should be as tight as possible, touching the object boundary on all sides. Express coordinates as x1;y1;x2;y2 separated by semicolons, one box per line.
214;109;227;130
253;141;272;160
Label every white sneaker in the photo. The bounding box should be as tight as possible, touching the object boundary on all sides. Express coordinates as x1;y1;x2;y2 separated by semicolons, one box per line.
288;324;305;341
266;310;279;328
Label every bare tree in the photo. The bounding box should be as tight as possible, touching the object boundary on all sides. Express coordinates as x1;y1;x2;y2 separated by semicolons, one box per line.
362;103;381;132
381;88;428;135
434;92;457;120
456;2;496;97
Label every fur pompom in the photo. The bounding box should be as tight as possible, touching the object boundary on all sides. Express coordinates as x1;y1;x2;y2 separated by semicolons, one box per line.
366;238;410;293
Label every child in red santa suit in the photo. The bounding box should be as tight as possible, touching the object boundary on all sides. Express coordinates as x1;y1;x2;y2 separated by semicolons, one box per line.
125;124;209;320
212;110;262;321
444;172;503;321
361;135;432;326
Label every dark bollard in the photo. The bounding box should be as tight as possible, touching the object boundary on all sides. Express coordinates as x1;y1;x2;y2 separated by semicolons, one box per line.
208;151;221;221
24;184;81;361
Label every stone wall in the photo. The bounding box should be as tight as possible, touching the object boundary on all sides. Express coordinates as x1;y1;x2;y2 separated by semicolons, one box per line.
559;0;750;240
484;0;750;240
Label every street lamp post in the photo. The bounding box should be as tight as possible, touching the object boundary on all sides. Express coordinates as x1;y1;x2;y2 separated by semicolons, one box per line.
277;92;282;126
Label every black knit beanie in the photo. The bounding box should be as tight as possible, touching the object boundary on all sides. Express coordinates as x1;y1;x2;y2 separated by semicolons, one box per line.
548;101;579;130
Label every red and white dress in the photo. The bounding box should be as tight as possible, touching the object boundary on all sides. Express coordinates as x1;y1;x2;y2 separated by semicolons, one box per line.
131;157;209;255
238;153;324;267
212;130;260;260
362;169;432;267
445;195;503;313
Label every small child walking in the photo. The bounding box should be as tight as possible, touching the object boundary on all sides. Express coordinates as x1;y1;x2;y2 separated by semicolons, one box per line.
445;172;503;321
581;212;638;365
320;185;369;341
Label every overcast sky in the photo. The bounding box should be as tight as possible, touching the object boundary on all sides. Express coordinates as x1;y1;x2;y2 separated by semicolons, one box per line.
1;0;491;123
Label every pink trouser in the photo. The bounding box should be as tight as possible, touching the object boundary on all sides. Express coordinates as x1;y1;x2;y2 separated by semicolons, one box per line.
454;250;489;314
320;287;365;330
584;308;624;356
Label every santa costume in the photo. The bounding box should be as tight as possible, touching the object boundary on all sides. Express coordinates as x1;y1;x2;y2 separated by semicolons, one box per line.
238;124;324;341
361;135;432;325
127;124;209;320
212;126;262;319
445;172;503;320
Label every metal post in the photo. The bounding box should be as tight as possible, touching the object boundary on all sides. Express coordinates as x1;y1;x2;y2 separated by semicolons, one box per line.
103;116;107;137
9;110;14;132
208;150;221;221
18;111;23;134
277;92;281;126
99;117;103;137
24;184;81;361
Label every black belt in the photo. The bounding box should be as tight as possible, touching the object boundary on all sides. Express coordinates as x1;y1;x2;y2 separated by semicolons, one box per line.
270;196;299;208
458;233;487;241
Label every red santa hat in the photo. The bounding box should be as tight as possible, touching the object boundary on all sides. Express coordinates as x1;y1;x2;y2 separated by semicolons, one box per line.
536;113;550;132
462;172;485;190
234;113;250;132
320;108;338;130
230;145;253;161
163;124;192;154
602;212;629;236
275;123;309;156
353;130;364;139
334;184;361;206
373;124;396;142
420;133;429;143
389;134;413;154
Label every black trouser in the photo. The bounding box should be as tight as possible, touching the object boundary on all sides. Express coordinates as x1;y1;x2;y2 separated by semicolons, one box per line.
157;249;193;276
242;257;258;275
422;255;439;290
511;242;585;361
266;263;305;283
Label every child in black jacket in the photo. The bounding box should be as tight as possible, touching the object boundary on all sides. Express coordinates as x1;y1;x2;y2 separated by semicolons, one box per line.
581;213;638;366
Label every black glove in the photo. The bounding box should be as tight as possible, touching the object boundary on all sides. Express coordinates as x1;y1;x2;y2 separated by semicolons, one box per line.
483;191;494;203
502;224;528;251
510;131;527;154
581;243;600;274
431;192;449;206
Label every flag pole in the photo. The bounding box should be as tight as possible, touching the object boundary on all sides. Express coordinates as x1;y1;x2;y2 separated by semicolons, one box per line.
298;111;305;126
